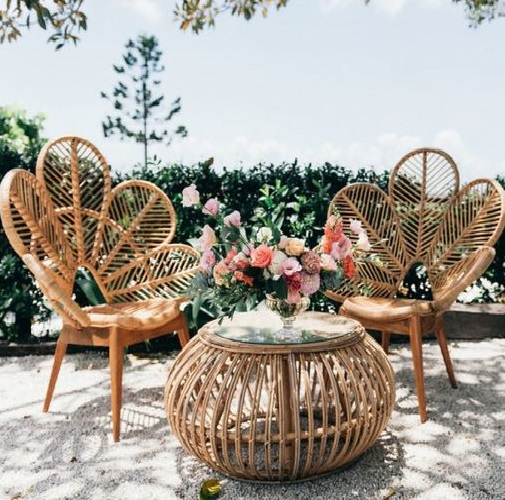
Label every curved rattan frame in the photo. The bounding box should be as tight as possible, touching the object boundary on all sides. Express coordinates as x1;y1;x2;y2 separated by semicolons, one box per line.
165;313;396;482
0;136;200;441
325;147;505;422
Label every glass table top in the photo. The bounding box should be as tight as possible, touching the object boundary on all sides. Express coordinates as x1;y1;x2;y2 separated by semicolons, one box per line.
210;310;359;345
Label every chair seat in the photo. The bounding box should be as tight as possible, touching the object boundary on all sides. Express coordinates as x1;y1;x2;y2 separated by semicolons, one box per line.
342;296;434;322
85;298;180;329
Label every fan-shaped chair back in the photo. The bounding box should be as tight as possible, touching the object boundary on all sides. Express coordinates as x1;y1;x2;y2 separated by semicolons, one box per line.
325;148;505;422
0;136;199;441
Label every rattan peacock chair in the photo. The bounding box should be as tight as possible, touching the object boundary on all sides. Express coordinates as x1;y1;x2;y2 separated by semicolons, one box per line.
0;136;200;441
325;148;505;422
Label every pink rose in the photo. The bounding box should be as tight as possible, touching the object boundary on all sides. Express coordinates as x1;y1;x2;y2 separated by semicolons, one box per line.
286;272;301;292
281;257;302;276
199;250;216;271
198;224;217;252
251;244;274;268
182;184;200;207
202;197;219;217
224;210;242;228
285;273;302;303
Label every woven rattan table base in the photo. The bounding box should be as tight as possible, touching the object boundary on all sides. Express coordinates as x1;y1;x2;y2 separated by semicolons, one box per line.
165;315;395;482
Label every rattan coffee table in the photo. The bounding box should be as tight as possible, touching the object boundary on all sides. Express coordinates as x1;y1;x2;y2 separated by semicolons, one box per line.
165;311;395;482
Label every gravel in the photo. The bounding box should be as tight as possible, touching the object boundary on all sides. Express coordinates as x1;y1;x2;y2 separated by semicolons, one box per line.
1;338;504;500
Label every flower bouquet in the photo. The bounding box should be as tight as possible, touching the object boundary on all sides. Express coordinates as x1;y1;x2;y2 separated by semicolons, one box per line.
182;183;372;340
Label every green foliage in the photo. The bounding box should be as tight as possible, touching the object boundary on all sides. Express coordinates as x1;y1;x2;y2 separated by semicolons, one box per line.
0;0;86;49
0;106;50;342
480;174;505;301
101;34;187;169
1;0;502;50
73;269;106;307
451;0;505;26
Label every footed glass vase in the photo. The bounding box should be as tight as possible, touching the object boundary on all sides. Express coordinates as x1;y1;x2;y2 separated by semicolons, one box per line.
265;293;310;342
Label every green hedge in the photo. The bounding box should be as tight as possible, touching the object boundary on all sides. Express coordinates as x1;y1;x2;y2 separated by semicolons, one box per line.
118;161;504;305
117;160;390;248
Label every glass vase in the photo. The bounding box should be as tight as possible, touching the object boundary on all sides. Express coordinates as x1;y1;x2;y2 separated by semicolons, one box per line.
265;293;310;343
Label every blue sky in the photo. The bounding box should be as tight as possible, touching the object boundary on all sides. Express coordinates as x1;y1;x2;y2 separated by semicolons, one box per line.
1;0;504;182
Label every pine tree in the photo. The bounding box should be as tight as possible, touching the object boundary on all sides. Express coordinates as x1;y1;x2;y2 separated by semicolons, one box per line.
101;34;187;169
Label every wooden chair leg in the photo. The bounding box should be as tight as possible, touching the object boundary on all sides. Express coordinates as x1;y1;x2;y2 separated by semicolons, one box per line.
435;317;457;389
408;316;427;423
109;327;124;442
177;320;191;348
43;336;68;412
381;331;391;354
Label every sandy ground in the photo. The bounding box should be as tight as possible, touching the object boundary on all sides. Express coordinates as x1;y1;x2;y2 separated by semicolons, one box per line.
1;338;504;500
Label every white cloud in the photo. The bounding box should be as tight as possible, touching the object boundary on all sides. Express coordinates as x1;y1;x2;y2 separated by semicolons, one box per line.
431;129;484;184
318;0;354;14
105;129;500;184
320;0;447;15
374;0;406;15
120;0;163;24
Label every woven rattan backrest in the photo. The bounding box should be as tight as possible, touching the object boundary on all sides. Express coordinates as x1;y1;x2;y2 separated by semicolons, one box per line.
37;136;112;267
0;168;75;291
2;135;179;306
328;148;505;301
389;149;460;260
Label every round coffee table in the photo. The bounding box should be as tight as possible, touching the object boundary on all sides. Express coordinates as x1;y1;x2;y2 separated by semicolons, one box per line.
165;310;395;482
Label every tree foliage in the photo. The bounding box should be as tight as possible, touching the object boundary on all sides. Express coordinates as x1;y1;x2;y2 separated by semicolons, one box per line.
176;0;505;32
1;1;503;49
0;107;50;341
174;0;288;33
101;34;187;170
0;0;86;49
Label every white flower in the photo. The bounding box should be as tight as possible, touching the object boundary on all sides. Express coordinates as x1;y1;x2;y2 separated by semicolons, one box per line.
350;219;362;235
257;227;273;242
268;250;288;276
356;232;371;251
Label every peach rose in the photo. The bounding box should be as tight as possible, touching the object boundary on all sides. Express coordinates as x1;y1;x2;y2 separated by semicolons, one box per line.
213;261;230;286
251;244;274;268
284;237;305;257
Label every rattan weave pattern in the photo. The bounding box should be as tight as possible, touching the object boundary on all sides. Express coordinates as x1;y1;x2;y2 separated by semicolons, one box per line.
165;315;395;482
0;136;200;441
324;147;505;422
